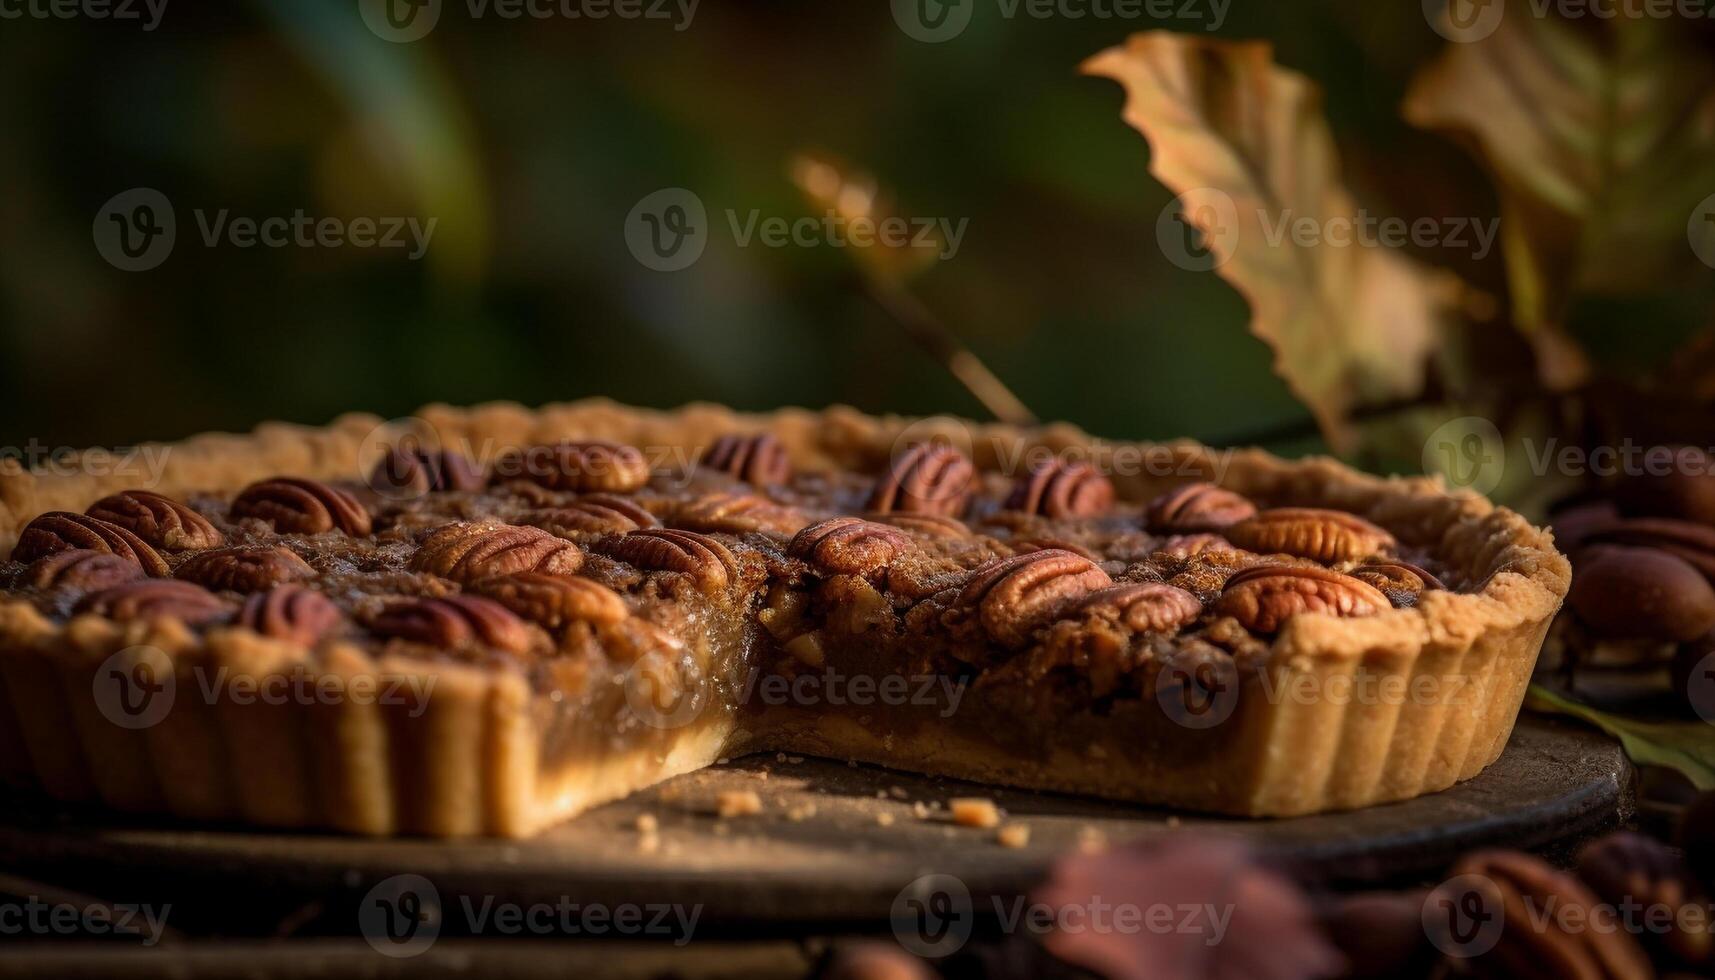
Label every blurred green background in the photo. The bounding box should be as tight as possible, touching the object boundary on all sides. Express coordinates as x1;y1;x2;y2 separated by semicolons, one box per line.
0;0;1503;454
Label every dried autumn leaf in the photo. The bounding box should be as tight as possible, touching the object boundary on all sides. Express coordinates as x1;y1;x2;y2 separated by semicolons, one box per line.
1404;10;1715;390
1083;32;1448;452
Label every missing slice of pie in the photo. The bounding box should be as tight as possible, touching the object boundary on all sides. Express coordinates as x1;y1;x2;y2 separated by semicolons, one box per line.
0;400;1569;837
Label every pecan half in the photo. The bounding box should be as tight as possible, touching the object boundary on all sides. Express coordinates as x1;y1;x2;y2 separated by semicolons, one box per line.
1004;460;1115;518
231;478;372;536
1581;517;1715;581
470;572;629;629
367;446;486;496
176;546;315;592
1145;482;1257;533
86;490;224;551
76;580;232;626
493;441;650;493
867;443;975;517
1576;832;1712;968
1442;849;1652;980
595;529;739;592
1352;559;1447;608
1224;508;1395;563
26;550;145;592
523;495;661;536
958;550;1113;646
671;493;808;536
1068;583;1203;633
1154;533;1239;558
788;517;913;578
864;511;973;539
410;522;584;584
701;433;791;485
12;512;169;577
1213;565;1387;633
367;594;533;654
238;584;343;645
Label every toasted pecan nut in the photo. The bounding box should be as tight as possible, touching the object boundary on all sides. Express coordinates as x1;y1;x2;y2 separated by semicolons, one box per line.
367;594;533;653
1155;533;1239;558
1351;559;1447;609
86;490;224;551
524;495;661;536
1442;849;1652;980
176;546;315;593
867;443;975;518
367;446;486;496
1570;546;1715;642
596;529;739;592
493;441;650;493
470;572;629;629
788;517;913;579
12;512;169;577
410;522;584;584
26;550;146;592
959;549;1113;646
1004;460;1115;519
864;511;973;539
1068;583;1203;633
1224;508;1395;563
238;584;343;645
702;433;791;485
231;478;372;536
671;493;808;536
1581;517;1715;582
1145;482;1257;533
76;580;232;627
1213;566;1387;634
1577;832;1712;968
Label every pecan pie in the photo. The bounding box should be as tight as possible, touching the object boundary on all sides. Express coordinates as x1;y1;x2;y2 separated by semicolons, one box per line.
0;401;1569;837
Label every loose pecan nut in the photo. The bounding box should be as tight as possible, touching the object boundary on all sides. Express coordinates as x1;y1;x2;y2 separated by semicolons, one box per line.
701;433;791;485
410;522;584;584
12;512;169;577
26;550;145;592
76;580;232;626
1576;832;1712;968
1067;583;1203;633
671;493;808;536
367;446;486;496
231;478;372;536
1581;517;1715;582
470;572;629;629
1224;508;1395;563
1441;849;1652;980
239;584;343;646
788;517;913;579
493;441;650;493
1213;566;1387;634
1004;460;1115;519
367;594;533;654
86;490;224;551
524;495;661;536
1145;482;1257;533
176;546;315;593
958;549;1113;647
867;443;975;517
595;529;739;592
1570;546;1715;642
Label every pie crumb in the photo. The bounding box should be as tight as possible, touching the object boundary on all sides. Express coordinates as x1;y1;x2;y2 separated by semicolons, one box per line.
949;797;1001;829
716;789;765;819
876;812;896;827
996;824;1030;849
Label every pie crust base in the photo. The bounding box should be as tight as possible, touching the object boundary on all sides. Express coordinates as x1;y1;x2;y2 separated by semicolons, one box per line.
0;400;1570;836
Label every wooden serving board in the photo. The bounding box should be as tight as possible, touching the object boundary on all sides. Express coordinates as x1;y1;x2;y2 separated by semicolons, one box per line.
0;716;1630;934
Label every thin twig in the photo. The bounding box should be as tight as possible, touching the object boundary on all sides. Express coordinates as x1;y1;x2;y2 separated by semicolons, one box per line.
863;277;1038;427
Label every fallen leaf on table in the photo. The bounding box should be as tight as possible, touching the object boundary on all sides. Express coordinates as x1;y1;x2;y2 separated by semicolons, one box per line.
1527;683;1715;790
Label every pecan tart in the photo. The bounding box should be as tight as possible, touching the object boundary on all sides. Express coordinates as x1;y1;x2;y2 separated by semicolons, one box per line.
0;401;1569;837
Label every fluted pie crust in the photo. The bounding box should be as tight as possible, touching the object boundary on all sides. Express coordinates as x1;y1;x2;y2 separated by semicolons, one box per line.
0;401;1570;837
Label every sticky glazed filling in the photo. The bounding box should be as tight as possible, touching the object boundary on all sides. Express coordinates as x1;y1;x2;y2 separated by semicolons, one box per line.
0;435;1461;766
